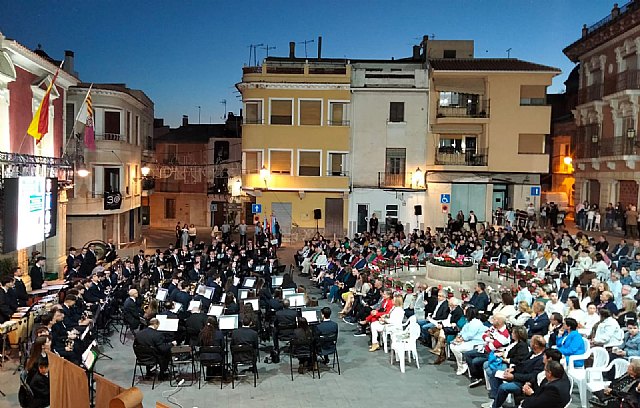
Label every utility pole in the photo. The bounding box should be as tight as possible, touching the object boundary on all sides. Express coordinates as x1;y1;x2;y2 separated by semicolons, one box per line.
297;39;315;58
261;44;276;58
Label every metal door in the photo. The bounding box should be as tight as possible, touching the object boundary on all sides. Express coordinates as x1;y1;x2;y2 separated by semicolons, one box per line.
272;202;292;235
357;204;369;233
325;198;344;237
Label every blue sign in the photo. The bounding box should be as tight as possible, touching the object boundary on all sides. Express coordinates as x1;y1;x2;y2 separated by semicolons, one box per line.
251;204;262;214
440;194;451;204
530;186;541;197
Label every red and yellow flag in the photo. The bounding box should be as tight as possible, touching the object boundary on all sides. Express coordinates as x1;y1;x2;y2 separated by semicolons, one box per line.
27;67;60;144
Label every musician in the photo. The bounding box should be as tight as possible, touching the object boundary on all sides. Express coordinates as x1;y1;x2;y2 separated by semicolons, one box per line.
30;256;47;290
169;248;181;270
134;318;177;378
60;294;90;328
84;273;106;304
12;266;28;307
231;315;259;362
29;358;50;408
66;259;82;282
169;281;192;311
274;298;298;351
81;244;98;277
133;249;145;274
185;303;207;346
224;293;240;315
0;276;17;322
123;289;143;331
122;259;134;281
206;273;223;304
104;238;117;263
186;260;201;282
66;247;77;272
50;308;81;364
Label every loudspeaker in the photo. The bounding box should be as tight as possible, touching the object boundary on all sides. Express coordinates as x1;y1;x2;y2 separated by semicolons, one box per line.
414;205;422;216
313;209;322;220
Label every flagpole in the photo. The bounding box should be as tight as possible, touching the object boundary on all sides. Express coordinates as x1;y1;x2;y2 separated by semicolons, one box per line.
62;83;93;154
17;60;65;154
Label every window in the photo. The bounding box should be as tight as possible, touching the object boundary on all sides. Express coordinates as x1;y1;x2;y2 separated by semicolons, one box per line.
328;152;347;176
439;92;459;107
126;111;131;143
104;167;120;193
385;148;406;174
165;198;176;219
298;151;321;176
299;100;322;126
65;103;75;139
385;204;399;226
389;102;405;122
329;101;350;126
270;99;292;125
104;111;121;137
518;134;545;154
135;115;140;145
520;85;546;106
165;144;178;164
243;151;263;174
245;100;263;124
443;50;457;59
214;141;230;163
270;150;292;174
125;166;130;195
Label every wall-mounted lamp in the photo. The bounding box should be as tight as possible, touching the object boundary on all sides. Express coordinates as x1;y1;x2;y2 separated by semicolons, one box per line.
260;165;269;187
412;167;424;189
628;128;636;139
141;163;151;177
76;162;89;178
563;156;573;165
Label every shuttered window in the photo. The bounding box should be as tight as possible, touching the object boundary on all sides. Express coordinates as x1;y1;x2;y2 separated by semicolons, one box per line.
270;100;292;125
299;100;321;126
270;150;291;174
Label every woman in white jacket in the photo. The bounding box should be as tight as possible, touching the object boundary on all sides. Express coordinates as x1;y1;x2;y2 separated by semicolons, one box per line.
491;292;517;324
592;308;624;348
369;295;405;352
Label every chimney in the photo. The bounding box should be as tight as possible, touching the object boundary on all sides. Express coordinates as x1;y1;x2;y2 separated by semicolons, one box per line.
582;23;588;38
412;45;421;60
182;115;188;126
289;41;296;58
317;36;322;59
422;35;429;59
63;50;77;77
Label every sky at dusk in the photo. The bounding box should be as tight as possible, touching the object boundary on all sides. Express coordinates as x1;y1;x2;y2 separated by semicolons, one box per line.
0;0;615;127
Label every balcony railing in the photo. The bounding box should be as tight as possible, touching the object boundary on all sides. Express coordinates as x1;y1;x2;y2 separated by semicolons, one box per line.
95;133;126;142
378;172;406;188
327;120;350;126
437;99;490;118
326;170;348;177
244;118;264;125
435;148;489;166
600;137;638;156
575;140;600;159
578;83;604;104
615;69;640;93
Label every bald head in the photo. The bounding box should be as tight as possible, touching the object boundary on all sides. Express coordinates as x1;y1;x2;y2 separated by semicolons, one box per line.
129;289;138;298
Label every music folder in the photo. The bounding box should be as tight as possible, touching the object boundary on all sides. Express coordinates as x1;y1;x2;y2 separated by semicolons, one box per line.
238;289;249;300
287;294;305;307
219;314;238;330
282;288;295;297
242;298;259;310
271;275;283;287
156;288;168;301
207;304;223;317
242;277;256;288
188;300;201;313
301;310;318;323
158;318;179;332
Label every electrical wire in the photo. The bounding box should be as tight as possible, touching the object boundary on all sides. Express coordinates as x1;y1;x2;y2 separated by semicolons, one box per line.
161;379;184;408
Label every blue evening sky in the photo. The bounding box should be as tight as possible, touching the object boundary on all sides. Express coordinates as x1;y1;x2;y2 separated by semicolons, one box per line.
0;0;612;127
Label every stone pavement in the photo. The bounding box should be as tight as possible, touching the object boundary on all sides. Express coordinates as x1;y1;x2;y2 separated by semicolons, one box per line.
0;233;583;408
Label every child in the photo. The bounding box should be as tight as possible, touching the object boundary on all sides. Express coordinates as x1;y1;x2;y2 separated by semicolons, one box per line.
594;211;601;231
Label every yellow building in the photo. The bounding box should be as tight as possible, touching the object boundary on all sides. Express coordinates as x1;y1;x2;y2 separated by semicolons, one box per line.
424;57;560;225
237;52;350;241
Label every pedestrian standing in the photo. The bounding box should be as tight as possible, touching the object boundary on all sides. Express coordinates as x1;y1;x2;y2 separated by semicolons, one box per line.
239;220;247;247
626;205;638;238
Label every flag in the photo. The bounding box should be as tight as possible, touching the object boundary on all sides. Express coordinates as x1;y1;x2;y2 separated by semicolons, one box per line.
27;67;60;143
84;91;95;150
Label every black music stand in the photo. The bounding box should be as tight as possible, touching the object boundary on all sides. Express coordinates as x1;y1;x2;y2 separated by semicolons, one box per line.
82;342;100;408
92;306;112;361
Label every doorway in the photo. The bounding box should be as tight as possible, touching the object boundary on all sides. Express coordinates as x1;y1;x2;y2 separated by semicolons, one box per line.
325;198;344;237
492;184;507;212
357;204;369;233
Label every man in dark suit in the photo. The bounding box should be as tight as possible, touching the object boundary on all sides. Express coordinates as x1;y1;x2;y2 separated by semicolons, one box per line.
11;267;28;307
314;307;339;364
521;360;571;408
231;315;259;363
485;335;547;408
134;318;177;376
81;244;97;277
84;273;106;304
169;281;192;312
274;298;298;351
123;289;143;331
184;304;208;346
66;247;77;273
29;256;46;290
0;277;17;322
104;239;117;263
418;290;449;342
525;301;550;338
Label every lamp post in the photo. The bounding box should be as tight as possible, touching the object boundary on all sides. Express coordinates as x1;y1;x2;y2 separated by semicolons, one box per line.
141;164;151;177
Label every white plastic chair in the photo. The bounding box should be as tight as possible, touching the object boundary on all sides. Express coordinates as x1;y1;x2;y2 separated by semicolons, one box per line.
382;315;412;353
314;254;328;269
389;316;420;373
516;259;528;269
586;358;629;394
568;346;609;408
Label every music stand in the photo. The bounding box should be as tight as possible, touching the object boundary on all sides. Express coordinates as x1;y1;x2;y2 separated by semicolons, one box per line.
13;302;37;375
82;341;100;408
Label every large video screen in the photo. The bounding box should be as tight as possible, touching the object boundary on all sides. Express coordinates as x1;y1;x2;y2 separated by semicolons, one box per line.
3;177;57;253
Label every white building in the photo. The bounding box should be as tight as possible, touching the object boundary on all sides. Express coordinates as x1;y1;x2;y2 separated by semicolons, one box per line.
348;55;429;235
66;83;153;249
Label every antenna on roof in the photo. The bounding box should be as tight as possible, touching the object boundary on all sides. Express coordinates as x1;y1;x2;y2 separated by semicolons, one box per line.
261;44;276;58
297;39;315;58
247;43;264;66
506;48;512;58
220;99;227;120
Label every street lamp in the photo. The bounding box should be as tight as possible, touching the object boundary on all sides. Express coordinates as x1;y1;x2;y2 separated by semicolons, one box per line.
628;128;636;139
76;162;89;178
412;167;424;188
141;164;151;177
563;156;572;165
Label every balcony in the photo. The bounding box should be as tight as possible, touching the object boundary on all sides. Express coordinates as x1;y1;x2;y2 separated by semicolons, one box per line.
575;141;601;159
435;148;488;166
578;83;604;104
615;69;640;93
437;99;490;118
600;137;639;157
96;133;126;142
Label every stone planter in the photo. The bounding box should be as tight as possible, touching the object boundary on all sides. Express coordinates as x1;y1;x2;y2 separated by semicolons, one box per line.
426;262;477;284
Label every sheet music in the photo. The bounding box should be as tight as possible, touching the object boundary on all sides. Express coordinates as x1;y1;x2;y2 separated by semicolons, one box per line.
233;277;241;286
301;310;318;323
156;288;168;301
158;318;179;332
171;303;182;314
188;300;201;312
219;315;238;330
207;305;223;317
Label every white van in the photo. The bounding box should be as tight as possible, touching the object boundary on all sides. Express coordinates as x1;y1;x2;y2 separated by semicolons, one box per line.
541;191;570;213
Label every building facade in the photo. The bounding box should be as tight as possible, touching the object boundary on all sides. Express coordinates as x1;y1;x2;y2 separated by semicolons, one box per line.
0;32;78;273
564;2;640;210
66;83;153;249
424;48;559;226
348;58;429;235
149;115;242;229
237;50;350;241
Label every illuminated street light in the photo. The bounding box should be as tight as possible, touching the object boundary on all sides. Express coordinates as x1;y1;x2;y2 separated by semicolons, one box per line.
141;164;151;177
76;163;89;178
563;156;572;165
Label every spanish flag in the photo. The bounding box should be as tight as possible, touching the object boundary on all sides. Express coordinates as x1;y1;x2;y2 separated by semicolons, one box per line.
27;67;60;144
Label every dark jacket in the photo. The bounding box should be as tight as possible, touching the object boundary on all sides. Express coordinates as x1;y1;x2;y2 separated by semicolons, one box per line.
522;375;571;408
512;351;545;384
231;326;259;362
431;301;450;321
123;297;142;329
13;279;28;307
525;312;550;337
134;327;173;354
469;291;490;311
29;266;44;290
0;288;14;322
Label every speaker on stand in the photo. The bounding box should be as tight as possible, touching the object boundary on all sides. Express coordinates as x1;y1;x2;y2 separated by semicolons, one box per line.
414;205;422;231
314;209;322;232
